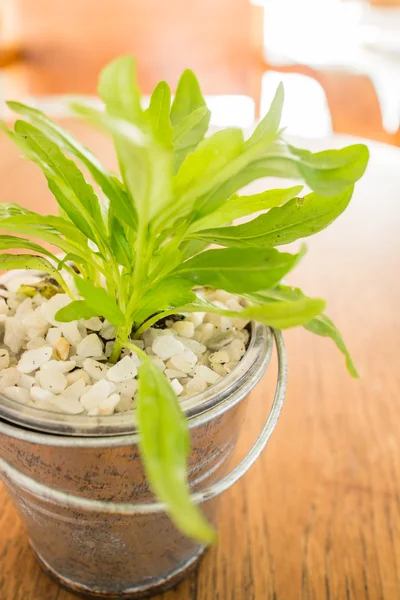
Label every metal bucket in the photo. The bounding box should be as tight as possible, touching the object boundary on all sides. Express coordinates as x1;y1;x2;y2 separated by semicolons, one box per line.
0;325;287;599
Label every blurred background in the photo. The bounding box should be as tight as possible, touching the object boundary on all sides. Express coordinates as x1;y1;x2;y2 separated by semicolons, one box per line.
1;0;400;143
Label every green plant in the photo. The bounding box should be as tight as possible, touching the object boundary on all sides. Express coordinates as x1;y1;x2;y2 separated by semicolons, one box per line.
0;55;368;543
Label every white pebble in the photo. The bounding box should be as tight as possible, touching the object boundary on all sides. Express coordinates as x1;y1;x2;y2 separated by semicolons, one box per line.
185;378;208;395
107;356;138;382
4;317;26;353
3;386;31;404
226;339;246;361
176;337;207;355
87;407;100;416
208;332;235;351
41;294;71;326
83;358;109;380
231;317;250;331
0;297;9;316
77;333;103;358
193;365;220;384
209;350;229;365
0;349;10;370
148;356;166;372
21;308;49;330
30;386;54;402
6;275;41;294
41;360;76;374
82;317;103;331
37;369;67;393
105;341;114;358
55;337;70;360
17;346;53;374
170;379;183;396
99;320;116;340
172;321;195;338
130;339;144;350
18;373;36;390
169;349;198;373
80;379;116;411
60;322;82;346
115;379;138;398
225;361;239;373
47;395;84;415
209;363;227;377
66;369;91;386
26;337;47;350
69;355;85;368
98;393;120;415
152;335;185;360
196;322;215;343
15;297;33;317
164;368;187;379
0;367;20;389
187;312;205;327
46;327;62;348
64;379;87;399
115;394;134;413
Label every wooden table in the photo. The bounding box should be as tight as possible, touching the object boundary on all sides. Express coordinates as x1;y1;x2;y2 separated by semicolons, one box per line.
0;122;399;599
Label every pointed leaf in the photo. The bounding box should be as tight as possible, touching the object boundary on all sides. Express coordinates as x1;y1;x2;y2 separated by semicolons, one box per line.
74;277;125;326
132;277;196;325
174;247;305;293
246;83;284;149
190;187;354;248
190;185;303;232
55;300;100;322
146;81;173;146
7;101;137;230
137;359;215;543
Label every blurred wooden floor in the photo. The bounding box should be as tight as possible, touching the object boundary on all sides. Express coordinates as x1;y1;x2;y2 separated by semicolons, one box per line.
1;0;400;146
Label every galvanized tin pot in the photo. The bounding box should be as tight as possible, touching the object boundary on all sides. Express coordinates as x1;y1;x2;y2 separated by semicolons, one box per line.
0;324;286;599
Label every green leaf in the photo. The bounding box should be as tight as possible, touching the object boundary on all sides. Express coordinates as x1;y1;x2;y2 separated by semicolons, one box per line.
246;83;284;149
146;81;173;146
6;101;137;230
72;104;173;225
180;239;210;261
304;314;359;378
163;294;326;330
0;235;57;260
170;69;210;169
132;277;196;326
288;143;370;196
108;208;133;269
190;185;303;232
0;254;70;294
239;297;326;328
190;187;354;248
174;247;305;294
55;300;100;322
74;277;125;326
13;120;104;242
0;213;92;262
190;141;368;220
247;285;358;377
171;129;245;219
137;359;215;543
98;55;143;122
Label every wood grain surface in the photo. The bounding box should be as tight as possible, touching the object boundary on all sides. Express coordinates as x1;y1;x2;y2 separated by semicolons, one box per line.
0;122;399;599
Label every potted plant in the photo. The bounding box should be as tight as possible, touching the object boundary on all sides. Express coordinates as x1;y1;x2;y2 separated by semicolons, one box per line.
0;56;367;598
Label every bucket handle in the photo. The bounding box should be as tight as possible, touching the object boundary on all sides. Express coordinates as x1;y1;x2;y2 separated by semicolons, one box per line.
0;329;287;514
